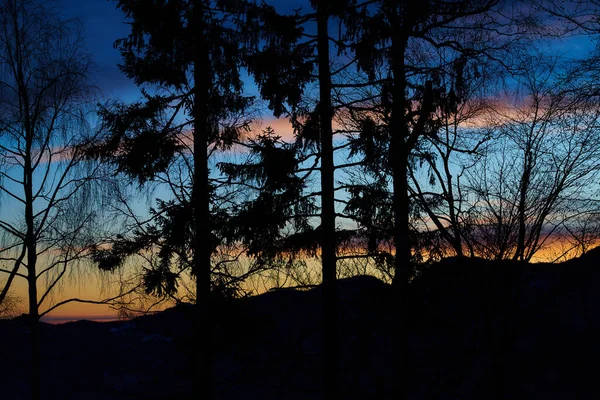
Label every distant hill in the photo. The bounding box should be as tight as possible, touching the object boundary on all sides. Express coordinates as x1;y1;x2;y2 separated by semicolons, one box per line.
2;252;600;399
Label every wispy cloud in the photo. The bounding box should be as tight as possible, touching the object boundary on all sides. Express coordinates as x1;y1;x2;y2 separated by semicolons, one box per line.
251;116;296;141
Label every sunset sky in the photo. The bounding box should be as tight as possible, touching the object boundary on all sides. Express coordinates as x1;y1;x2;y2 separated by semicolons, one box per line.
37;0;298;322
2;0;599;323
61;0;299;136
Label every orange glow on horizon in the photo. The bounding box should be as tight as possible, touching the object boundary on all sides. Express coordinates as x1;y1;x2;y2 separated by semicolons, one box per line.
41;304;119;324
5;234;596;323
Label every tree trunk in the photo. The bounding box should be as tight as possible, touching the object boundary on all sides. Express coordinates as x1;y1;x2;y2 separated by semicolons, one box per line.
26;240;40;400
390;36;411;288
389;24;410;400
12;5;42;396
444;155;464;257
25;142;40;400
317;6;338;399
192;1;212;398
514;149;531;261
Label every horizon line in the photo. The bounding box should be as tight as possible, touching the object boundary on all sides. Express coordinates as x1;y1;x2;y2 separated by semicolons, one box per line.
41;314;121;324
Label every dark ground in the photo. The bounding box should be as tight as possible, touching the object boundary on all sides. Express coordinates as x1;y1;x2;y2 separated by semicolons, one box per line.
2;248;600;399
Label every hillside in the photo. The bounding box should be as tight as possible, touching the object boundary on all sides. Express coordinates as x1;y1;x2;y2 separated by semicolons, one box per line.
2;250;600;399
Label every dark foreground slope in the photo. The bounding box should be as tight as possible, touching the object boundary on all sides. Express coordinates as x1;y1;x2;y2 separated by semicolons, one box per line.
409;248;600;400
1;249;600;399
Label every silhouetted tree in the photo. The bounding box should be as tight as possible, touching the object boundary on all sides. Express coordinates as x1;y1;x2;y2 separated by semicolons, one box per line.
219;128;318;267
463;54;600;261
235;2;380;397
0;291;19;318
86;0;256;398
314;3;340;396
360;0;515;281
0;0;110;398
407;51;498;261
532;1;600;259
339;1;542;399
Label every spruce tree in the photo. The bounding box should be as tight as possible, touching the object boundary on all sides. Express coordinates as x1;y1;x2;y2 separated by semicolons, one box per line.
87;1;256;397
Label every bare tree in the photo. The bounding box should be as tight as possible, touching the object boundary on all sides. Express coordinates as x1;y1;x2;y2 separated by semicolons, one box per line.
408;47;499;260
0;1;111;398
463;55;600;261
0;288;19;318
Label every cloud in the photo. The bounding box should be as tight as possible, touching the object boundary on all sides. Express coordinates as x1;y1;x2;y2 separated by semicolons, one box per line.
251;116;296;141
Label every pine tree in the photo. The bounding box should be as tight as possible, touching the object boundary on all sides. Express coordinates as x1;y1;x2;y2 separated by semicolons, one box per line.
87;1;257;397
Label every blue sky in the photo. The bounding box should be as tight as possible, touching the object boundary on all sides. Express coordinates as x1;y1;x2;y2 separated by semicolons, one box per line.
5;0;597;320
59;0;599;116
61;0;140;102
59;0;315;105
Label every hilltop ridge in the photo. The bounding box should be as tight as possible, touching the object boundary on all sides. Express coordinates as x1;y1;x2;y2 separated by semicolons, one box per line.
2;251;600;398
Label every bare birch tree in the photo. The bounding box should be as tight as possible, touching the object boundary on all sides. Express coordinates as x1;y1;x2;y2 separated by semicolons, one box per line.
464;55;600;261
0;1;112;398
